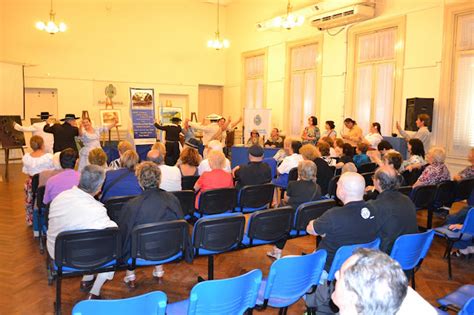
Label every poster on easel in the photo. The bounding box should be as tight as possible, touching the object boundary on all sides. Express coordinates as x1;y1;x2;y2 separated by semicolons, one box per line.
129;88;156;145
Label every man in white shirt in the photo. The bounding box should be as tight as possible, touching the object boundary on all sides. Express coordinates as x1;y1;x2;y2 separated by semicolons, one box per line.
396;114;431;151
197;140;231;175
47;165;117;299
14;111;55;153
332;248;437;315
146;149;182;191
185;114;222;146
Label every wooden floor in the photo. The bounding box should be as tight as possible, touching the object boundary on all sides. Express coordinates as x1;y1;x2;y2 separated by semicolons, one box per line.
0;164;472;315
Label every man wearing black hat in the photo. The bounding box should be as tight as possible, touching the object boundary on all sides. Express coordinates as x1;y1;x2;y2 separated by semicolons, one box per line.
13;111;55;153
154;117;182;166
44;114;80;153
233;145;272;190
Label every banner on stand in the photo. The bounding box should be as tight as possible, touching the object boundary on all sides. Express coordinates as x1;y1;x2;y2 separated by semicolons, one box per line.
130;88;156;145
244;108;272;142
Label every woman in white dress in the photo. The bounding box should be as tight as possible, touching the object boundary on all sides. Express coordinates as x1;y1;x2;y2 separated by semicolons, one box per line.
77;117;116;172
363;122;384;150
22;135;54;225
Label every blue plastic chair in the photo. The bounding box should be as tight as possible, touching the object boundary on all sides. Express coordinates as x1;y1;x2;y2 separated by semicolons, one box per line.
390;230;435;290
72;291;167;315
460;297;474;315
256;250;327;314
166;269;262;315
263;158;277;179
327;238;381;282
434;208;474;279
289;200;336;238
437;285;474;314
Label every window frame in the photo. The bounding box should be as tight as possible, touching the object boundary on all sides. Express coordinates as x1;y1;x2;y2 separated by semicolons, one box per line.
241;48;268;110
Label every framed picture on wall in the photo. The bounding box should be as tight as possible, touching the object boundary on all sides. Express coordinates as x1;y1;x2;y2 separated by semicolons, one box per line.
100;109;122;126
160;107;183;125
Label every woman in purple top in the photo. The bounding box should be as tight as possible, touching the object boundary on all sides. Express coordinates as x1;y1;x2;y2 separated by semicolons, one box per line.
413;146;450;187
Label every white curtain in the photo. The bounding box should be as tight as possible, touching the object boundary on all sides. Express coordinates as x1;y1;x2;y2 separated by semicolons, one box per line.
374;63;395;135
290;73;304;136
291;44;317;71
453;54;474;151
457;14;474;50
354;66;372;134
245;55;264;109
358;28;396;62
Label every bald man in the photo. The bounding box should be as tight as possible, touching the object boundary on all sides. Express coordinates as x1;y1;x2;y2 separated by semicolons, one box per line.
307;172;377;272
368;166;418;254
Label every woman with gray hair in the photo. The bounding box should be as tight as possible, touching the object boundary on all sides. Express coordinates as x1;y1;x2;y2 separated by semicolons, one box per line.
413;146;450;187
118;161;184;288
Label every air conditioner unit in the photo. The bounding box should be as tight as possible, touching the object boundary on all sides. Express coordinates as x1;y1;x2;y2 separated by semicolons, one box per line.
310;3;375;30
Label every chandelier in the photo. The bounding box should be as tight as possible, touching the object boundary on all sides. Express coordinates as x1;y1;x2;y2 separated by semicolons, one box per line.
273;0;305;30
36;0;67;34
207;0;229;50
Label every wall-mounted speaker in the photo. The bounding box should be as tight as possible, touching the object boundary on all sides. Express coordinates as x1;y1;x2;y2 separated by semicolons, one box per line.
405;98;434;132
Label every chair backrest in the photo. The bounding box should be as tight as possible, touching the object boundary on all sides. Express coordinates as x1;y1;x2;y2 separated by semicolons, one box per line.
357;162;377;174
361;172;375;187
460;208;474;235
327;238;381;281
55;228;121;270
36;185;46;209
397;186;412;197
187;269;262;315
460;297;474;315
193;213;245;253
402;166;425;186
170;190;195;217
104;195;136;222
262;158;277;179
454;178;474;201
72;291;167;315
327;175;341;199
411;185;437;209
390;230;435;271
182;175;200;191
238;184;274;210
131;220;188;263
293;199;337;233
246;207;294;244
198;188;237;215
263;250;327;306
434;180;456;208
288;167;298;182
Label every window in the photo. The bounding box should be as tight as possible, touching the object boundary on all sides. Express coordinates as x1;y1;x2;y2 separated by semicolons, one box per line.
288;42;320;136
450;12;474;153
243;53;265;109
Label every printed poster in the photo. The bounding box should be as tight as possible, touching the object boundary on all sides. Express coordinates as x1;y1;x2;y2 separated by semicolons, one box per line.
130;88;156;145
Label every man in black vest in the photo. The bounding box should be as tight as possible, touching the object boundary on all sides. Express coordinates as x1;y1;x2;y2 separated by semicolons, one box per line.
44;113;80;153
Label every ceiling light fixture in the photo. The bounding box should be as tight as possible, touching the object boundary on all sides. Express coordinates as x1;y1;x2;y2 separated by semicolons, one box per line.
273;0;305;30
36;0;67;34
207;0;229;50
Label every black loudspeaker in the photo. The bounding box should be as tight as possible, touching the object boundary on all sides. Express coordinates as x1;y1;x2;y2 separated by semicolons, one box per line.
404;98;434;132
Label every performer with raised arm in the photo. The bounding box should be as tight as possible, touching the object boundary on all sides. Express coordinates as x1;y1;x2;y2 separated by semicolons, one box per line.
13;111;55;153
154;117;182;165
43;113;80;153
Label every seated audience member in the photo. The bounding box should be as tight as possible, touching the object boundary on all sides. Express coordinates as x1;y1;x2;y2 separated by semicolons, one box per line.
342;162;358;174
373;149;403;172
177;147;202;176
353;142;371;168
109;140;134;170
267;160;322;259
233;145;272;189
300;143;318;162
272;137;293;164
264;128;283;148
314;142;336;195
396;113;432;151
88;147;108;169
146;149;182;191
336;143;355;169
119;162;184;287
38;152;63;188
151;141;166;158
363;122;384;150
443;190;474;256
320;136;338;158
322;120;337;139
44;148;80;204
246;129;264;146
273;139;303;188
377;140;393;156
413;146;450;188
194;150;234;208
47;165;117;299
332;248;437;315
100;150;142;202
22;135;55;225
334;138;345;157
399;138;426;173
453;147;474;181
198;140;231;175
368;166;418;253
306;172;377;272
341;118;363;146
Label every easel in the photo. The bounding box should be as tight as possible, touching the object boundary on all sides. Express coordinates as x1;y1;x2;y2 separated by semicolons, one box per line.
1;146;25;181
103;103;120;143
190;112;203;142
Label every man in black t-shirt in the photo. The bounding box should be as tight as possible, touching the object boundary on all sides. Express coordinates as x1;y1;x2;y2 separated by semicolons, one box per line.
368;166;418;254
307;172;377;271
233;145;272;189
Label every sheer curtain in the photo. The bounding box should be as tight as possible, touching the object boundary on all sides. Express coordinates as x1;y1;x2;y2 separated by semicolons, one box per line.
289;44;318;136
452;13;474;153
245;55;264;109
354;28;396;135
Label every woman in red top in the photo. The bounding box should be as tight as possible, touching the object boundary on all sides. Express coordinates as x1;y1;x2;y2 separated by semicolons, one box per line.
194;150;234;208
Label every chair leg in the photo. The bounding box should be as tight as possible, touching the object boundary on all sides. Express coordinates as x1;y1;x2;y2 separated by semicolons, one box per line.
208;255;214;280
447;240;454;280
427;207;433;229
55;273;62;315
278;307;288;315
411;272;416;291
